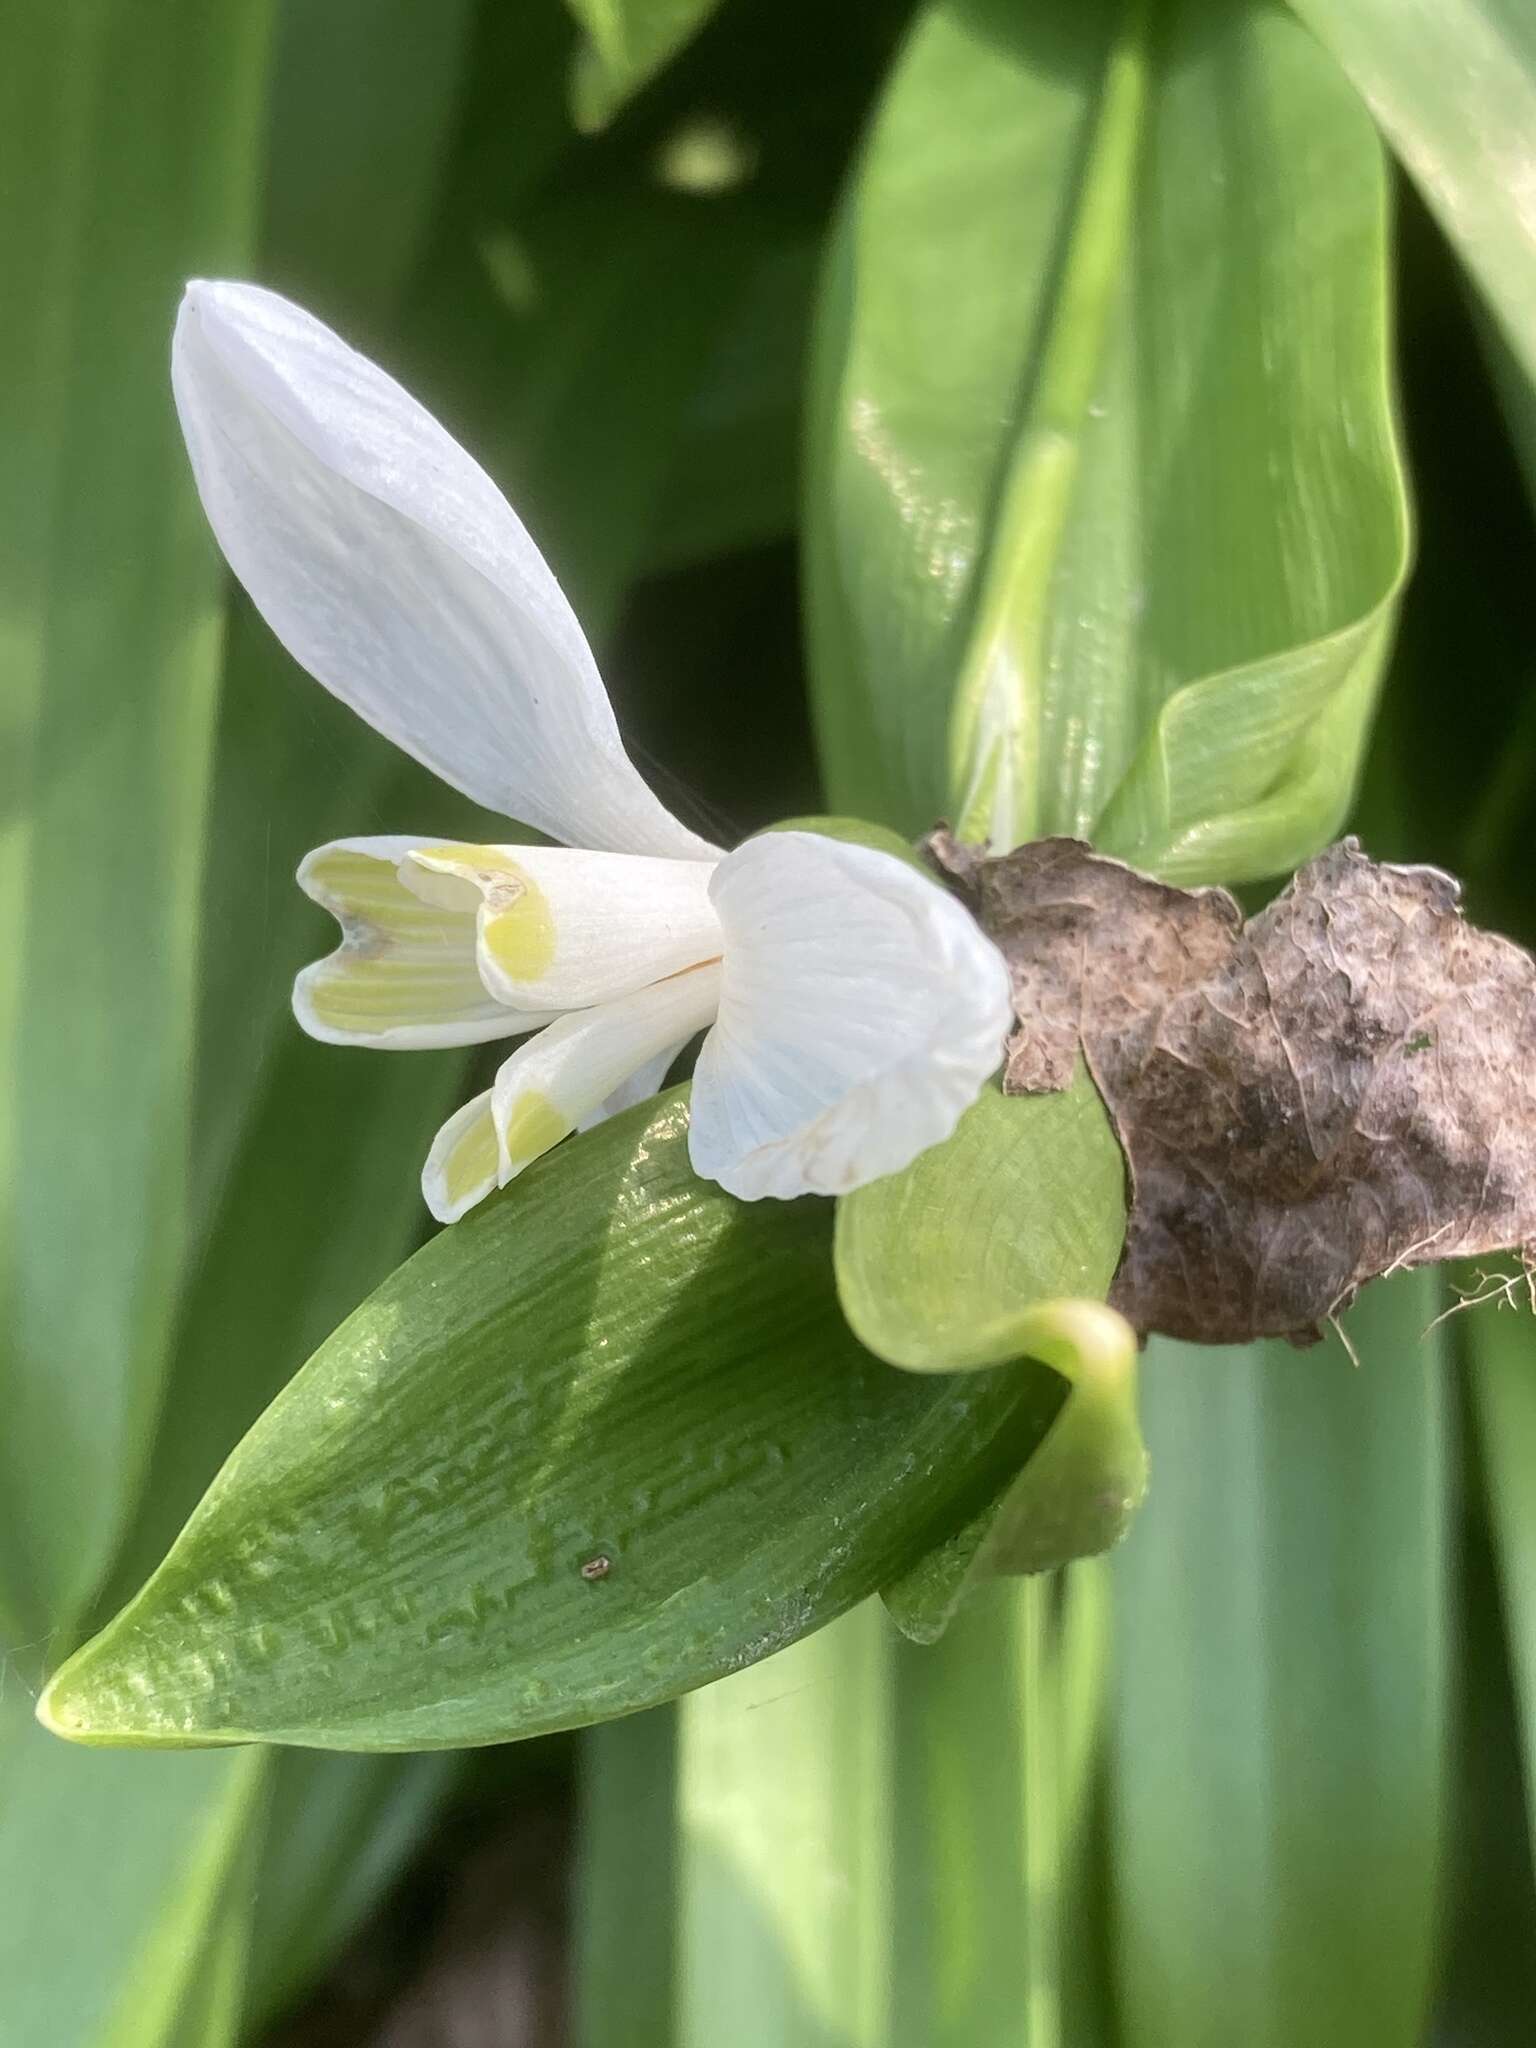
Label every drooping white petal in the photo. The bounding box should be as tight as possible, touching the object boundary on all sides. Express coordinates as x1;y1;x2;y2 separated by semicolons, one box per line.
421;1088;500;1224
688;831;1012;1200
403;844;721;1012
492;964;722;1184
294;837;560;1049
174;281;716;861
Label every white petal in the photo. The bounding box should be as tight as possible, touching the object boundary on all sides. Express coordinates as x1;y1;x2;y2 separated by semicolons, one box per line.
294;836;560;1049
688;831;1012;1199
174;281;716;861
492;964;722;1183
421;1089;500;1224
575;1042;688;1133
403;844;721;1012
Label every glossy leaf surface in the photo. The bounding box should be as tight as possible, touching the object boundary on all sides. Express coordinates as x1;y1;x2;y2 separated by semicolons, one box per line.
43;1095;1063;1751
806;0;1407;882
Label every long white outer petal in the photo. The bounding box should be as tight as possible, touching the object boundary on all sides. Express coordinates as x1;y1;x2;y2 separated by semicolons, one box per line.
173;281;717;860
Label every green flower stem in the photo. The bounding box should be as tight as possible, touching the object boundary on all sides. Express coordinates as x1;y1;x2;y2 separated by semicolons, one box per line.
675;1604;894;2048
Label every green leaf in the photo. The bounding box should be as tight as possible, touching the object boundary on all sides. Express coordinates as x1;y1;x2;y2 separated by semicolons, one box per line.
1466;1285;1536;1861
565;0;724;130
1109;1271;1450;2048
0;0;273;1639
1289;0;1536;387
889;1573;1111;2048
246;1747;460;2026
262;0;475;321
805;0;1408;883
40;1093;1066;1751
573;1709;679;2047
834;1074;1126;1374
672;1573;1117;2048
676;1603;895;2048
647;241;816;576
0;1683;268;2048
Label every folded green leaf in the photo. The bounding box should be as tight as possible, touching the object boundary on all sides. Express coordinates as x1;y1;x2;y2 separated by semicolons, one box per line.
41;1093;1065;1752
0;0;272;1641
1289;0;1536;388
805;0;1407;883
565;0;723;129
1109;1271;1449;2048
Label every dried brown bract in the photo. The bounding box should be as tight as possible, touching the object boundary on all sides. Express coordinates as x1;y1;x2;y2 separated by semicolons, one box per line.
928;831;1536;1347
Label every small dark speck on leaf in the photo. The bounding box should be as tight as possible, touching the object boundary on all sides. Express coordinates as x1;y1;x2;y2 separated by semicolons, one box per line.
579;1555;612;1582
927;830;1536;1349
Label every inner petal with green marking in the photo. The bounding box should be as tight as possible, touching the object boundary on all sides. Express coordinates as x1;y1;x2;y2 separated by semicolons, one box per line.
403;843;723;1013
294;837;555;1050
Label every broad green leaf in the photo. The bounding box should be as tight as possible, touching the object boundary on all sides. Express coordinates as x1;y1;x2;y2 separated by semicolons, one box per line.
1289;0;1536;387
677;1603;894;2048
0;0;273;1638
41;1094;1065;1751
0;1682;268;2048
1466;1290;1536;1859
565;0;724;130
805;0;1407;883
1109;1271;1450;2048
573;1709;679;2048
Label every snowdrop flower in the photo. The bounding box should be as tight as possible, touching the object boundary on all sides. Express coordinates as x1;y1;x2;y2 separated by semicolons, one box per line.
173;282;1012;1219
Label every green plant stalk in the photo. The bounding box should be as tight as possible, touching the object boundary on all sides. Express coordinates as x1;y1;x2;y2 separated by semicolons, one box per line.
1017;1575;1062;2048
675;1604;894;2048
949;0;1151;850
573;1708;679;2047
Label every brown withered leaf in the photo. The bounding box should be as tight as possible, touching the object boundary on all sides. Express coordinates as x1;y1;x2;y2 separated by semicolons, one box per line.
928;831;1536;1347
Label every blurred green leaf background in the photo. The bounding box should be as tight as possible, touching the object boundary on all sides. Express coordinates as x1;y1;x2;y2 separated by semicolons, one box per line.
6;0;1536;2041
